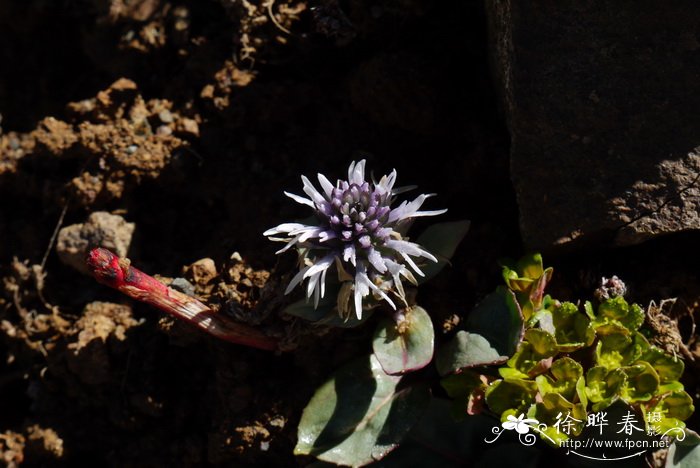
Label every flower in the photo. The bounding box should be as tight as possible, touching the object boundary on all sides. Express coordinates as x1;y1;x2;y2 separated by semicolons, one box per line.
264;160;446;319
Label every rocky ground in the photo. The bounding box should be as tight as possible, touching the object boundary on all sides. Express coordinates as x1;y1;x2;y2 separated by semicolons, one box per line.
0;1;699;466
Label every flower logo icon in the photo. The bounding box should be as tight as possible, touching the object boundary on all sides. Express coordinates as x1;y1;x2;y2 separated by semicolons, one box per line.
502;414;539;435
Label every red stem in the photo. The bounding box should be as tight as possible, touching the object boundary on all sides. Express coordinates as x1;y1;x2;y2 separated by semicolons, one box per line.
86;248;277;351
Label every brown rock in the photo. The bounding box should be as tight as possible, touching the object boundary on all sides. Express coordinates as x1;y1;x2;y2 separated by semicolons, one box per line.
185;258;217;286
56;212;135;275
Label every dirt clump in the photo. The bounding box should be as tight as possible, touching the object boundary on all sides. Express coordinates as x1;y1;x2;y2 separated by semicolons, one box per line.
65;301;140;385
57;211;135;275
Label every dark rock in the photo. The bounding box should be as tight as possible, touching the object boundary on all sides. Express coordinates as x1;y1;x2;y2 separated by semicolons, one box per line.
487;1;700;250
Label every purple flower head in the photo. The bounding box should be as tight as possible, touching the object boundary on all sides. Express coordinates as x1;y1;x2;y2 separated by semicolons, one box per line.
264;160;446;319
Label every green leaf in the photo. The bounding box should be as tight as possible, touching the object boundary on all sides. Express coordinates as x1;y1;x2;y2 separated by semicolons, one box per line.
498;367;529;380
436;331;507;376
535;357;583;401
667;441;700;468
373;306;435;375
436;287;523;376
415;220;470;284
484;378;537;416
505;342;553;378
585;367;627;412
592;297;645;332
526;393;586;444
643;390;695;437
595;331;647;370
642;346;685;383
295;354;431;467
516;253;545;280
523;329;558;358
501;254;544;289
500;254;552;319
465;287;524;357
550;302;595;352
619;361;660;403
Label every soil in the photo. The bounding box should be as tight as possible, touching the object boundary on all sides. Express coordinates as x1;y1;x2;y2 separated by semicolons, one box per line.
1;1;699;467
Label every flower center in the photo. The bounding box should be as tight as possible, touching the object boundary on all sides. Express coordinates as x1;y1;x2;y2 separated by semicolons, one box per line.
327;182;391;251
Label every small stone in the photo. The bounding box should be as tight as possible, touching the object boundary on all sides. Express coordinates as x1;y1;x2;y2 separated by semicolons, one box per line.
200;84;215;99
156;125;172;136
184;258;217;286
177;118;199;137
170;277;196;296
158;110;174;123
57;212;135;275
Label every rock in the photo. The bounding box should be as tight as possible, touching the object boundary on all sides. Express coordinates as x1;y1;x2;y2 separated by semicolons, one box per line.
184;258;217;287
170;277;196;296
487;2;700;250
56;212;135;275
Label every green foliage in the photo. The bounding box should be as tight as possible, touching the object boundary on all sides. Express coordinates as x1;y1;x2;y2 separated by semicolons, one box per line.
295;355;430;467
373;306;435;375
293;221;469;466
295;249;696;467
442;253;695;450
436;287;523;375
667;430;700;468
500;253;552;321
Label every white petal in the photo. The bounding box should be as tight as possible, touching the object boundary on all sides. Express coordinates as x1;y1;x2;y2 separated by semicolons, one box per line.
285;266;309;294
303;254;335;279
275;237;300;254
263;222;306;236
320;268;328;298
297;227;324;242
319;230;337;242
365;274;396;309
376;169;397;195
353;284;365;320
367;248;387;273
348;159;366;185
384;259;407;298
284;191;315;208
306;270;321;299
301;175;326;205
347;160;356;183
400;252;425;277
317;173;335;197
386;239;438;263
394;275;406;298
410;208;448;218
343;245;356;266
388;194;445;223
353;266;371;319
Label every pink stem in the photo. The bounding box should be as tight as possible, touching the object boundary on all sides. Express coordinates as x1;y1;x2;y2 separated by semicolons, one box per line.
86;248;277;351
